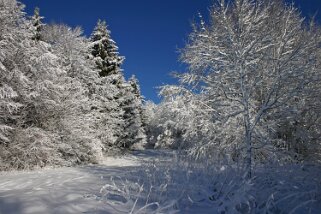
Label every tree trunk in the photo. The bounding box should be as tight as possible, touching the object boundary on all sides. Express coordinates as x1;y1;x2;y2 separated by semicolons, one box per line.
245;128;252;179
244;110;252;179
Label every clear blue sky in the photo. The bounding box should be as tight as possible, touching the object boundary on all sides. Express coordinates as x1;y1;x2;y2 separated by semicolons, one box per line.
19;0;321;103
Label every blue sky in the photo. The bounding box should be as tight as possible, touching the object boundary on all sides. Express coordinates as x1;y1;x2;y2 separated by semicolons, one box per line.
19;0;321;103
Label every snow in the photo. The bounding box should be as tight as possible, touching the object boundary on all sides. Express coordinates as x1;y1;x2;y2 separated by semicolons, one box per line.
0;155;139;213
1;166;111;213
1;0;320;213
0;150;320;214
0;150;173;214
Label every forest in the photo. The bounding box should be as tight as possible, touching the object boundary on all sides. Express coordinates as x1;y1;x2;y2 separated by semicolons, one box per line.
0;0;321;213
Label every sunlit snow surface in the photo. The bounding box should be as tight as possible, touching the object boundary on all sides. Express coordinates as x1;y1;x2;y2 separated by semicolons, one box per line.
0;150;320;214
0;162;130;213
0;150;174;214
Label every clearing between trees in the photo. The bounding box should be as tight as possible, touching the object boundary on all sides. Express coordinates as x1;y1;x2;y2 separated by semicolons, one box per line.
1;150;320;214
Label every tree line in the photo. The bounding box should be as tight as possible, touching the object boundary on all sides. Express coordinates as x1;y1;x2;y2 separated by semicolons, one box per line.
0;0;146;170
1;0;321;176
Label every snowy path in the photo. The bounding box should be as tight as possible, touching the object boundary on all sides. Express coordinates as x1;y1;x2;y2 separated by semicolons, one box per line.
0;150;169;214
1;151;320;214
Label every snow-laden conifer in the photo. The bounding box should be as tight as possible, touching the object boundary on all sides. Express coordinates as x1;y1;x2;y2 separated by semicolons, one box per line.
31;7;44;41
118;76;147;149
90;20;124;77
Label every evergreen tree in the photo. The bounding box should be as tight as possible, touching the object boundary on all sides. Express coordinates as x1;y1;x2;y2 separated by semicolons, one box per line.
31;7;44;41
118;76;147;148
89;19;146;150
89;20;126;149
90;20;124;77
129;76;147;134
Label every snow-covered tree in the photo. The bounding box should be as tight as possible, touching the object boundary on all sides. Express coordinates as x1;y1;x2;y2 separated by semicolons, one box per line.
180;0;321;177
145;85;218;155
31;7;44;41
118;76;147;149
0;0;29;145
1;1;106;169
41;23;117;161
0;0;61;169
90;19;124;77
89;20;148;150
0;0;147;169
88;20;125;149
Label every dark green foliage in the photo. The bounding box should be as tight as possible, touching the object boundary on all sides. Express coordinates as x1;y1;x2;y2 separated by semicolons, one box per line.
31;7;44;41
90;20;124;77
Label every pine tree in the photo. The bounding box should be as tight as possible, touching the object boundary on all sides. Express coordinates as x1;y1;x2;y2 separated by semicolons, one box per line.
90;20;124;77
31;7;44;41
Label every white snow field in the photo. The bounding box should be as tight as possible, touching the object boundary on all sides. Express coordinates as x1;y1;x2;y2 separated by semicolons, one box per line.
0;150;186;214
0;150;321;214
0;150;158;214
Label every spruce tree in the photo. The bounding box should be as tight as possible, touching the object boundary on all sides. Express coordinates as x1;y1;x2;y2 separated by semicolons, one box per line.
90;20;124;77
89;20;147;150
118;76;147;148
89;20;126;150
31;7;44;41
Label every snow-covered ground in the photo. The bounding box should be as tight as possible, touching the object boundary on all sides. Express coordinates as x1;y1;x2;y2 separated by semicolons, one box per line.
0;150;320;214
0;150;196;214
0;150;170;214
